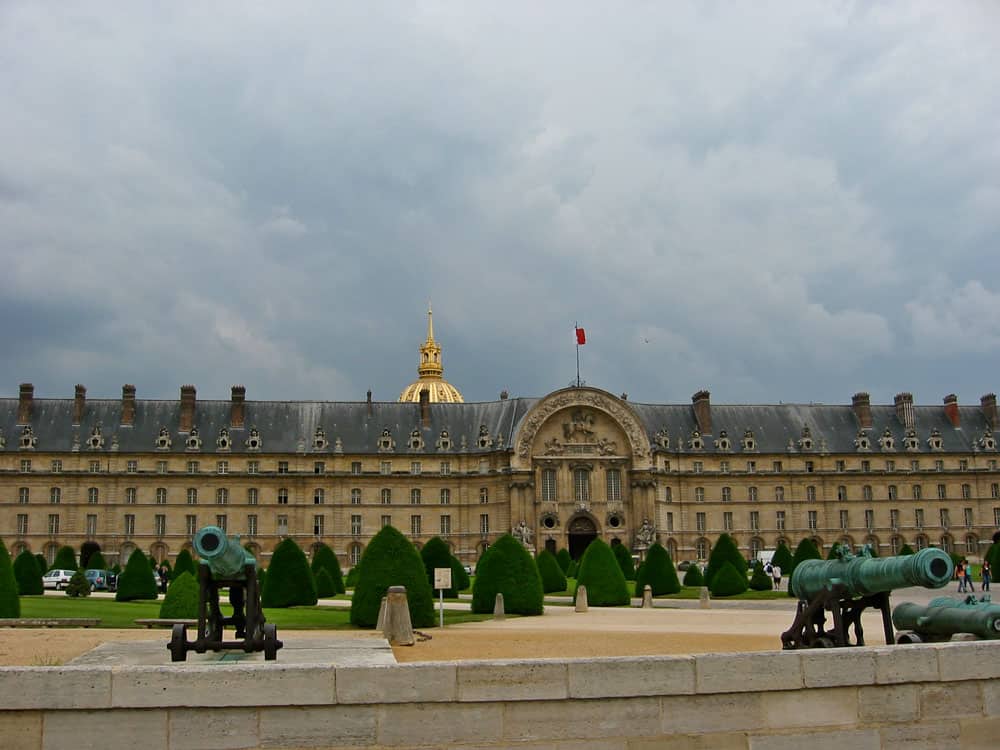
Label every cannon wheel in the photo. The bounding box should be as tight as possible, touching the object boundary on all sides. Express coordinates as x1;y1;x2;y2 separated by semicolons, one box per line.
169;624;188;662
895;631;923;644
263;623;279;661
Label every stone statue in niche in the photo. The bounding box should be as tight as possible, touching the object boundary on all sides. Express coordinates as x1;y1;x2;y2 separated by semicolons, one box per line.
512;519;533;545
543;437;565;455
636;518;655;547
596;437;617;456
562;409;596;442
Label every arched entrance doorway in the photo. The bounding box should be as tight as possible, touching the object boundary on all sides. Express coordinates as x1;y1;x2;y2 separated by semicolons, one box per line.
568;515;598;559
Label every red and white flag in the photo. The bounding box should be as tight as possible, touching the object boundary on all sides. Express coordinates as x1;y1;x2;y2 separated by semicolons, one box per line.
575;326;586;345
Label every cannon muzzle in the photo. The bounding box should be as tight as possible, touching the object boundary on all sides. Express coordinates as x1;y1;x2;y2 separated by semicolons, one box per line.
193;525;255;579
893;597;1000;640
791;548;953;600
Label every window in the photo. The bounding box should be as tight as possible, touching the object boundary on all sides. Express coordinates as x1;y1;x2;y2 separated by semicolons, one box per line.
247;488;259;505
247;461;259;474
863;485;873;501
664;486;673;503
775;486;785;502
157;460;168;474
313;515;324;536
95;487;106;504
410;489;421;505
216;515;228;533
410;461;421;475
890;509;900;530
19;488;31;504
804;461;814;473
217;461;228;475
351;515;362;535
719;461;729;473
962;484;972;500
381;514;392;528
48;514;59;535
247;515;258;536
187;461;199;474
910;460;920;472
127;460;138;473
746;461;756;474
807;510;817;531
837;485;848;501
89;460;101;473
17;514;28;535
51;460;62;473
351;461;362;475
440;515;451;535
381;488;392;505
861;460;871;473
155;488;167;505
723;512;733;531
542;470;556;502
721;487;732;502
692;461;703;474
349;544;362;566
966;534;978;555
964;508;973;527
380;461;392;475
439;488;450;505
479;459;489;474
915;509;924;529
573;471;589;503
993;483;1000;499
888;485;898;501
155;514;166;536
750;511;759;531
696;512;706;532
277;515;288;535
839;510;849;530
935;460;944;472
865;509;874;529
692;486;706;503
278;461;289;475
995;508;1000;527
835;460;846;472
480;487;491;504
806;486;817;502
20;459;31;473
776;510;786;531
912;485;922;500
186;515;198;536
885;460;895;472
439;461;451;476
480;514;490;534
959;459;968;471
313;488;325;505
665;512;674;532
124;514;135;536
773;461;783;473
314;462;325;475
216;488;229;505
940;509;950;529
606;469;622;502
278;488;289;505
748;486;758;502
696;538;708;559
410;515;422;536
86;514;97;536
346;488;360;505
937;484;947;500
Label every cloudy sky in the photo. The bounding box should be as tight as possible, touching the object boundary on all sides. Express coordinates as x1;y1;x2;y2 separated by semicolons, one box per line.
2;2;999;408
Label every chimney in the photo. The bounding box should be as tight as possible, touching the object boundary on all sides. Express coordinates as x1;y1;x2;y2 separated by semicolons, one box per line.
691;390;712;435
893;392;914;430
419;388;430;427
17;383;33;425
230;385;246;428
499;390;509;401
943;394;960;428
179;385;197;432
982;393;998;432
121;384;136;426
366;389;373;417
852;392;872;429
73;384;86;425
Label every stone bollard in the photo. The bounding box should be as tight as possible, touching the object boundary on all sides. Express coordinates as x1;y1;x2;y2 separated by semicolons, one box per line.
376;595;388;631
382;586;415;646
575;585;588;612
699;586;711;609
642;584;653;608
493;593;505;621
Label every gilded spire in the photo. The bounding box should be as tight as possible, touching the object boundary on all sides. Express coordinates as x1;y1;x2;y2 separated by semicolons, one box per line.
399;304;465;403
426;302;435;344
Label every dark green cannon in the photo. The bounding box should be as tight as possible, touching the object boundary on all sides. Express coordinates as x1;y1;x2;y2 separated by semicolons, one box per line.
893;595;1000;643
781;547;953;649
168;525;282;662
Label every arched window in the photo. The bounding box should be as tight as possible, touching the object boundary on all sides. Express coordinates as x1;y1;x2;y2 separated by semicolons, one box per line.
695;538;709;560
890;536;902;555
216;488;228;505
721;487;732;502
313;489;325;505
381;488;392;505
349;544;363;566
940;535;953;553
965;535;978;554
666;539;678;560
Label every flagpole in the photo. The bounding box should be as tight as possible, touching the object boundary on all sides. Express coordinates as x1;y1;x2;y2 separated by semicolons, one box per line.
575;321;581;387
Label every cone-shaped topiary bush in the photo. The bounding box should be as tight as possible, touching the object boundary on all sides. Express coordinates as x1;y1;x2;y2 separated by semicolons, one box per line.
262;538;318;608
311;543;345;593
35;553;48;574
789;538;822;576
116;549;159;601
159;571;198;619
709;561;749;596
13;550;43;595
80;541;102;569
985;542;1000;573
0;541;20;618
682;563;704;587
899;543;915;556
536;549;568;593
704;534;747;588
566;559;578;579
420;537;459;597
52;545;77;571
472;534;545;614
172;549;197;580
315;568;337;598
574;538;629;607
634;543;681;596
771;541;794;573
86;551;108;571
449;555;470;592
613;543;636;580
351;525;434;627
749;560;773;591
65;568;91;597
556;548;572;574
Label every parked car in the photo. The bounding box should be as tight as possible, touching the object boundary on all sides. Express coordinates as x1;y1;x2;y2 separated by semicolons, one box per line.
42;569;75;590
84;569;116;592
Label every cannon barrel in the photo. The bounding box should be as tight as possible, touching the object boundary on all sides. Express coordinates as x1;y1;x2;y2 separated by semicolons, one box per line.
790;548;953;600
193;525;255;579
893;598;1000;640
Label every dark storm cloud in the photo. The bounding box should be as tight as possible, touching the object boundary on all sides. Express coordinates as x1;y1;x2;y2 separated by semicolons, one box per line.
1;2;999;408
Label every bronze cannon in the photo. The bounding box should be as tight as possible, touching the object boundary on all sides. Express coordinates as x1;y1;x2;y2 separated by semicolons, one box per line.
893;595;1000;643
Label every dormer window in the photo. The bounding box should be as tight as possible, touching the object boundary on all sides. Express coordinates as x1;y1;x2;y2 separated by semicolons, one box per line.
741;429;756;452
87;425;105;450
155;427;172;451
714;430;731;452
654;429;670;449
903;429;919;451
18;425;38;451
408;429;424;451
185;426;203;451
854;431;871;451
797;426;813;452
979;431;996;451
688;430;704;451
477;424;493;449
436;429;452;451
245;426;262;452
312;426;329;451
217;427;231;451
377;428;395;452
878;427;895;452
927;428;943;451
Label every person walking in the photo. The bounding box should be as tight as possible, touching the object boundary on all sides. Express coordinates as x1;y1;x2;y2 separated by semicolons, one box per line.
982;560;992;592
963;560;975;593
771;564;782;591
957;560;966;593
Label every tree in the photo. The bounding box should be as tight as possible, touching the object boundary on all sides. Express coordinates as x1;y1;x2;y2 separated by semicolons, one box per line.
172;549;197;580
566;559;578;579
449;555;470;592
115;548;159;601
65;569;91;597
574;538;629;607
311;543;345;595
986;542;1000;573
472;534;545;614
420;537;460;597
709;561;749;596
789;538;822;577
262;538;318;608
0;541;20;618
86;551;109;571
159;572;198;619
536;549;568;593
634;543;681;596
52;545;78;571
315;568;337;598
556;548;572;574
351;525;434;627
13;550;43;595
35;553;47;574
771;541;794;572
749;560;773;591
704;534;747;588
345;563;362;589
80;541;102;569
899;543;916;556
682;564;704;587
613;543;636;580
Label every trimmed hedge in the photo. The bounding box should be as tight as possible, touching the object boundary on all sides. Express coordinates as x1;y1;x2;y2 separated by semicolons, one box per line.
262;538;318;608
13;550;43;595
789;538;822;576
351;525;434;627
771;541;794;573
65;569;91;597
704;534;747;588
0;540;20;618
634;543;681;596
52;545;78;572
116;548;159;601
420;537;459;597
449;555;470;592
682;564;704;587
315;568;337;598
80;541;102;569
985;542;1000;573
472;534;544;615
566;559;578;579
345;563;361;589
311;543;345;595
574;538;629;607
899;543;915;556
749;560;773;591
87;551;109;571
35;554;47;577
613;543;636;580
556;548;572;574
159;572;198;619
536;549;568;593
709;561;748;596
172;549;197;580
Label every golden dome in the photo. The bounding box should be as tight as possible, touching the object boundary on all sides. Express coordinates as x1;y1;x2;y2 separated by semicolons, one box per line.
398;305;465;403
